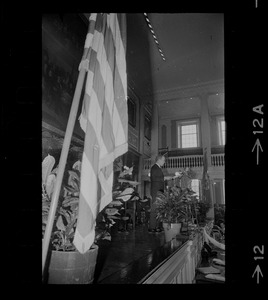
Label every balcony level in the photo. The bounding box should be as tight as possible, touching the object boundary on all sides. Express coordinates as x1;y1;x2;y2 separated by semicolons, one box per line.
142;147;225;181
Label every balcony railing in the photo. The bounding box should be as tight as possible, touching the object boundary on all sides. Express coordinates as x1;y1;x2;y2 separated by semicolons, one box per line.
143;153;224;171
211;153;225;167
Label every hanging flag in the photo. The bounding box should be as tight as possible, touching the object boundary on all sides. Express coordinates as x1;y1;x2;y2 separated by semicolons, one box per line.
73;13;128;253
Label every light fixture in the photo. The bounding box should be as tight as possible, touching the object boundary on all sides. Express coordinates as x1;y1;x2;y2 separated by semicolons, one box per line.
143;13;166;61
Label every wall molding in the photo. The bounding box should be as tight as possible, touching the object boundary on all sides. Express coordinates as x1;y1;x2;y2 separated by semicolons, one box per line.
142;79;224;103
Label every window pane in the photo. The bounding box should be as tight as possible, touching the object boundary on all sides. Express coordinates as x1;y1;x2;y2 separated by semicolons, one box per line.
182;133;197;148
181;124;197;148
181;124;197;134
220;120;226;145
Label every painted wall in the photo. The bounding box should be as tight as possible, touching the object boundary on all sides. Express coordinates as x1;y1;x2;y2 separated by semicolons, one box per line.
42;14;87;140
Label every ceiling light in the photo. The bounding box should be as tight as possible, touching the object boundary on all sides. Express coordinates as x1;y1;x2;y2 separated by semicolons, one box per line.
143;13;166;61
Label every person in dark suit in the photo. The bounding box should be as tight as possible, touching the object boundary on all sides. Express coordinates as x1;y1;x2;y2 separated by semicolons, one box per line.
149;154;166;232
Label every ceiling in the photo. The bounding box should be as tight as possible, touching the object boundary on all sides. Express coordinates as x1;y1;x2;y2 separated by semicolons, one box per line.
126;13;224;99
82;13;224;116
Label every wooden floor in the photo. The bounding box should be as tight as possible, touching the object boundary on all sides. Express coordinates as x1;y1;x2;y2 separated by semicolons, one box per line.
93;223;167;283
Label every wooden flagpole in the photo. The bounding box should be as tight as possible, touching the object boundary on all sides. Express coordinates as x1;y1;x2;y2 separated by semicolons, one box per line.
42;66;87;279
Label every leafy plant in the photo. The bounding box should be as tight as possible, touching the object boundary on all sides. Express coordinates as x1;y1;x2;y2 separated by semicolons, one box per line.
95;165;141;236
196;201;211;224
42;155;58;237
155;186;196;224
42;155;118;251
214;203;225;225
51;162;81;251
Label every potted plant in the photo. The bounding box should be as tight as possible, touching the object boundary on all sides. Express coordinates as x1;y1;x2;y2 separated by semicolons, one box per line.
42;155;106;284
155;185;196;242
42;155;139;284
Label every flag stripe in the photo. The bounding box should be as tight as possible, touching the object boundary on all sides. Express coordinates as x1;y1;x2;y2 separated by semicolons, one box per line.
74;13;128;253
76;192;95;236
85;14;127;165
89;50;115;155
98;163;114;211
105;20;128;148
94;14;128;148
90;16;127;158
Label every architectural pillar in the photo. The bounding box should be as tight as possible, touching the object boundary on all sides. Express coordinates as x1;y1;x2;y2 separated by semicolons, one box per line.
139;104;145;155
200;93;211;165
167;121;171;150
199;93;214;219
150;100;159;161
138;104;145;198
159;119;171;150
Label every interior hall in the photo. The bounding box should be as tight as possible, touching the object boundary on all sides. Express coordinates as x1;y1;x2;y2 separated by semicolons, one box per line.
42;13;225;284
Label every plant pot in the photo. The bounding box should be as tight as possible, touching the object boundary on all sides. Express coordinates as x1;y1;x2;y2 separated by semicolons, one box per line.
48;244;99;284
163;222;181;242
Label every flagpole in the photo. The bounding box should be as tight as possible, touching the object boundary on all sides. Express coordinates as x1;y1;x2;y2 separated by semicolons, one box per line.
42;66;87;279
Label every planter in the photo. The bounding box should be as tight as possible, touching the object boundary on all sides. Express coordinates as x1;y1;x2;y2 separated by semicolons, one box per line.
163;222;182;242
48;244;99;284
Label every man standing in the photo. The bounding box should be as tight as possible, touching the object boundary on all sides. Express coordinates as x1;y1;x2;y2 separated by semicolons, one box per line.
149;154;165;232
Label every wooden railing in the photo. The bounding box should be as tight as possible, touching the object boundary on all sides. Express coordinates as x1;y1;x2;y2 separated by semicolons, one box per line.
211;153;225;167
140;232;204;284
143;153;224;171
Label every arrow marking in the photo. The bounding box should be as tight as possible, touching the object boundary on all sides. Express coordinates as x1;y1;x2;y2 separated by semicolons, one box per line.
252;265;263;284
252;138;263;165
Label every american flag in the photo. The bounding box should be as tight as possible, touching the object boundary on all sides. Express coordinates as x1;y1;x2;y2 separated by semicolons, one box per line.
73;13;128;253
